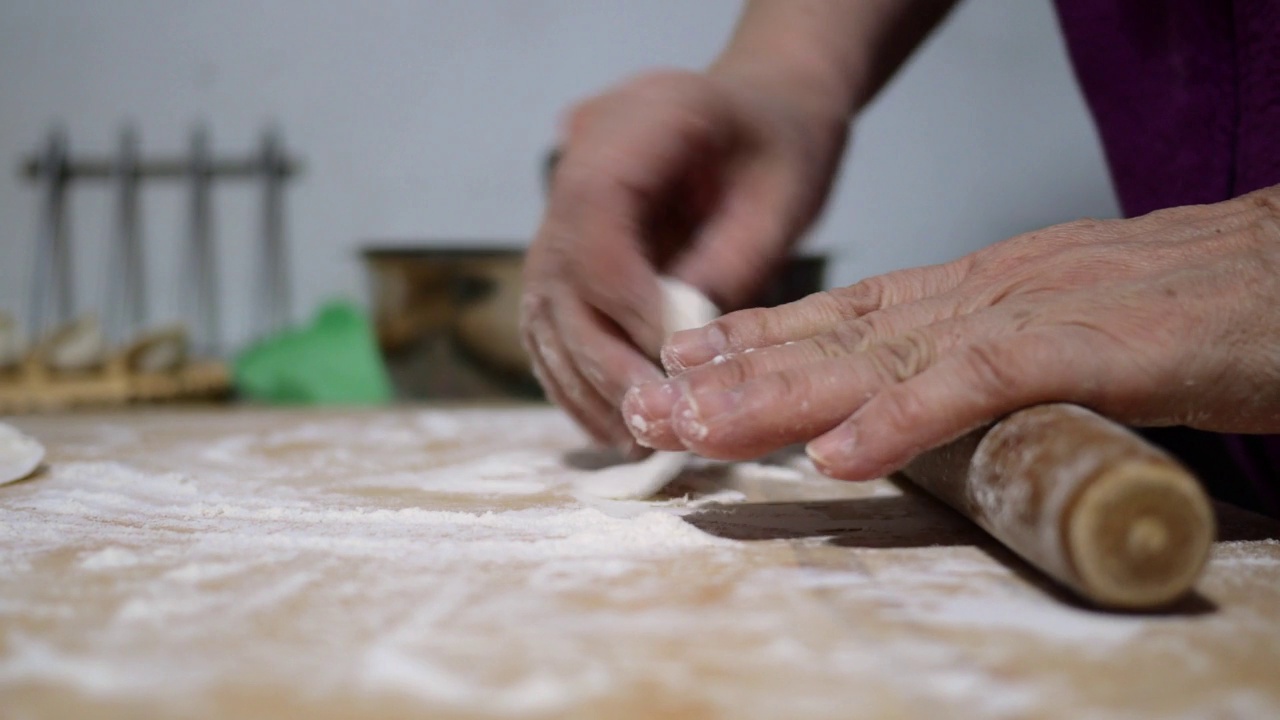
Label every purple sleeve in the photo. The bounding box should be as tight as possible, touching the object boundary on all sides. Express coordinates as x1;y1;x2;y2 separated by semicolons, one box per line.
1054;0;1280;518
1223;435;1280;518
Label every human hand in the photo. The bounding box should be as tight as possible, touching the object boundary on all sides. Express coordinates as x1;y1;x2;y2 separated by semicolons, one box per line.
622;187;1280;479
521;67;849;453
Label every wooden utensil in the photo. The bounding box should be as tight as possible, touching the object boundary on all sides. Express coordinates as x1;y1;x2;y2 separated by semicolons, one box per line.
903;403;1215;609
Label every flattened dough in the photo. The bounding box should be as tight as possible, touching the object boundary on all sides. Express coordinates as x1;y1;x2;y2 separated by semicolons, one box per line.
576;278;719;499
0;422;46;486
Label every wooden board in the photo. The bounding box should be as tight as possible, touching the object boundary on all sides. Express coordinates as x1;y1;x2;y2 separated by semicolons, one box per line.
0;359;230;414
1;406;1278;719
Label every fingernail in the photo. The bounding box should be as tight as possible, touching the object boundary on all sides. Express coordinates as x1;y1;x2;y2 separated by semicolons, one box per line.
624;381;681;421
633;429;662;449
685;386;742;423
662;325;727;373
672;398;710;442
806;427;856;470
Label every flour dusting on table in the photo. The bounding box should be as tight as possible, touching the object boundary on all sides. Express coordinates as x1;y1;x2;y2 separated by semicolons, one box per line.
1;407;1278;719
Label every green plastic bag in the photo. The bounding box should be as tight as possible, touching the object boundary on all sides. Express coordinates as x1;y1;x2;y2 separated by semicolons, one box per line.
234;301;393;405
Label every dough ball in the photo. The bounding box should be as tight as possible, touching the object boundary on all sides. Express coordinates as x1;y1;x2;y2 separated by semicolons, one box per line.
0;422;46;486
659;278;719;337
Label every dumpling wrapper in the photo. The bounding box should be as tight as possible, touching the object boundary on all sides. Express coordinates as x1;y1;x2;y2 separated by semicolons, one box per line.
0;422;46;486
575;278;719;500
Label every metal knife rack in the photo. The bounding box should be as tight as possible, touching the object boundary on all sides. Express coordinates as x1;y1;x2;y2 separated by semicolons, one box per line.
0;125;302;412
19;124;302;355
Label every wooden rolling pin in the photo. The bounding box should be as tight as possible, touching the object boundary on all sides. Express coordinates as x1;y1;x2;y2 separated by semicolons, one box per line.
903;403;1215;609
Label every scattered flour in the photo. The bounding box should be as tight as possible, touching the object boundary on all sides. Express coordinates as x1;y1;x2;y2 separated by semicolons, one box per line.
899;593;1147;646
0;408;1276;719
81;546;141;571
627;413;649;434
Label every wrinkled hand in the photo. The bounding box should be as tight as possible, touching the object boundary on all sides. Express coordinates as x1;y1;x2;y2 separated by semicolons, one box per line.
521;69;848;453
622;188;1280;479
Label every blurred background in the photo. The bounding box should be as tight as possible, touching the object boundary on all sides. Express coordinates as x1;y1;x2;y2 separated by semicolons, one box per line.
0;0;1119;406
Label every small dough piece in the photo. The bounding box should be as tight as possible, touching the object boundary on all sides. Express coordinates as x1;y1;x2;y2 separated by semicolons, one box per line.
660;277;720;338
127;326;189;374
576;278;719;500
0;422;46;486
0;312;24;369
46;315;107;371
574;451;689;500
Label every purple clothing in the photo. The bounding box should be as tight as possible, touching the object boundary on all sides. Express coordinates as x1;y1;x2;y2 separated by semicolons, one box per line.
1053;0;1280;517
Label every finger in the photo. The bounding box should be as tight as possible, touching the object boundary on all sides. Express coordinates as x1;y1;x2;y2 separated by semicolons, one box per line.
555;290;665;405
627;326;862;453
553;174;667;356
528;341;614;449
522;293;638;454
629;332;847;453
668;312;1000;460
551;96;726;357
662;259;970;373
657;292;970;400
806;327;1088;481
621;382;687;451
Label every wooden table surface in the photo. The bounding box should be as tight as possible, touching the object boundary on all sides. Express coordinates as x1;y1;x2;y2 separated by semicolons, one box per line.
1;406;1278;719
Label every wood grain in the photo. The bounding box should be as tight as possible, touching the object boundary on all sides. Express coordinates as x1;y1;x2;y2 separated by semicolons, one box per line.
1;407;1277;719
905;404;1214;608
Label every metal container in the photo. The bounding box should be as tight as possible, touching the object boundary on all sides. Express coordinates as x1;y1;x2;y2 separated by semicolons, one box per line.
363;245;826;400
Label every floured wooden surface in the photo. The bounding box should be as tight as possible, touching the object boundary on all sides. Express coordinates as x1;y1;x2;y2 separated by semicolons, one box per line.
1;406;1278;719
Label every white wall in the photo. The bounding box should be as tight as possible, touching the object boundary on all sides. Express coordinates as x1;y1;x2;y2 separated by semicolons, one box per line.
0;0;1118;353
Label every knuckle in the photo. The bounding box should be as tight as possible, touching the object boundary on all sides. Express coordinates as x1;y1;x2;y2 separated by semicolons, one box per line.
808;333;849;361
718;356;755;388
684;356;751;394
848;312;897;347
830;279;885;316
871;330;936;382
816;320;871;357
716;309;771;350
764;368;812;406
803;290;856;324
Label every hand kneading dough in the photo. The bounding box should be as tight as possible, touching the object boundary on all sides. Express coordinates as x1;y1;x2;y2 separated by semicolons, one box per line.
0;422;46;486
576;278;719;500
